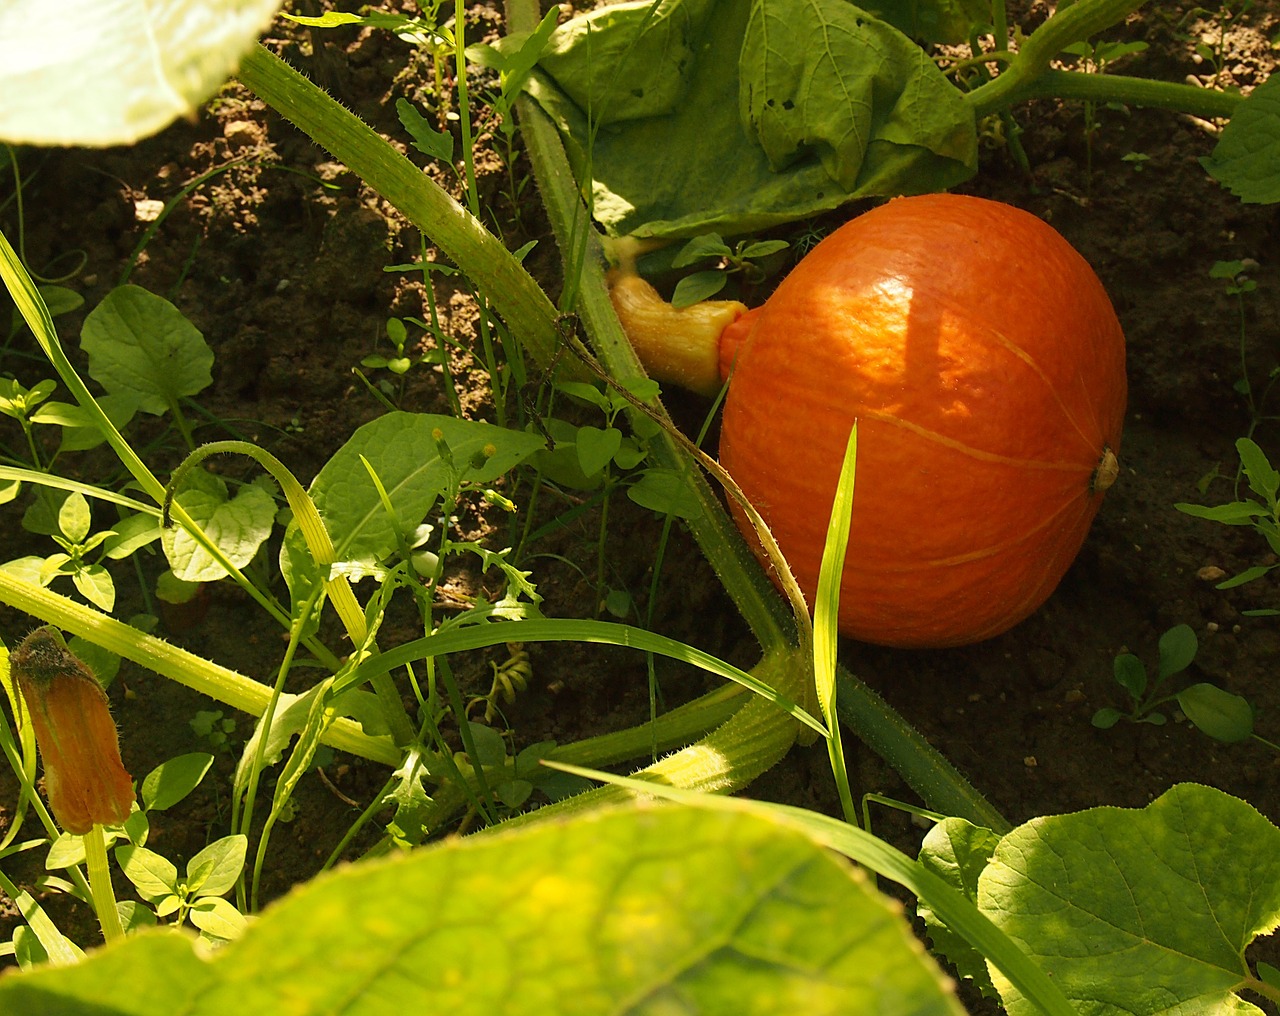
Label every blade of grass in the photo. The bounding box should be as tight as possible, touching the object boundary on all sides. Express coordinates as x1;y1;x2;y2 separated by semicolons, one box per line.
814;424;858;826
340;617;827;738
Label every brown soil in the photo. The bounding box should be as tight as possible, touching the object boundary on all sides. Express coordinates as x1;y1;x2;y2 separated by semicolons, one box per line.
2;2;1279;1009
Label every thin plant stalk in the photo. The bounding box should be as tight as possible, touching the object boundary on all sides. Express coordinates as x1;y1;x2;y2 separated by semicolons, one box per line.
83;824;123;944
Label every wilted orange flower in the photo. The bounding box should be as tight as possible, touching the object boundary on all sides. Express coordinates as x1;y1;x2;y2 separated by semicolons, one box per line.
10;626;134;834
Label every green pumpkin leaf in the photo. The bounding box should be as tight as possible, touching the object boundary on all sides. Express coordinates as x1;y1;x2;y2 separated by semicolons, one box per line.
1202;74;1280;204
526;0;975;238
0;806;963;1014
81;286;213;416
979;783;1280;1015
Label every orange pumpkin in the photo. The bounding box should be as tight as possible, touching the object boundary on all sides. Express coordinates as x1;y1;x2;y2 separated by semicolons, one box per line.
616;193;1127;648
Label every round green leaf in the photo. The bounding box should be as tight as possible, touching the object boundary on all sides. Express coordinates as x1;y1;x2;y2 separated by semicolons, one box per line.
574;424;622;477
81;286;213;415
0;0;284;146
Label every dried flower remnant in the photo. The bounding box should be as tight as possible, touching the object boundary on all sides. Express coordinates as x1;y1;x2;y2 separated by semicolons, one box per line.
10;626;134;833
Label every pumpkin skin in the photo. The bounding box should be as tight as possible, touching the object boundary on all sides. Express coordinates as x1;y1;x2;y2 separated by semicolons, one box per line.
718;193;1127;648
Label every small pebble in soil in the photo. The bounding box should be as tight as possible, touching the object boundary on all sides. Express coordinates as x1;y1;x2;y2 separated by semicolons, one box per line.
1023;756;1038;768
1197;564;1228;582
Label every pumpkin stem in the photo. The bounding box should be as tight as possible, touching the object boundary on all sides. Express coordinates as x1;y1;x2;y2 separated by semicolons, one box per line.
608;270;746;398
1092;446;1120;494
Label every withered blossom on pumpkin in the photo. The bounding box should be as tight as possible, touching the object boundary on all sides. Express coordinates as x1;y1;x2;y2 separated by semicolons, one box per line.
10;626;134;834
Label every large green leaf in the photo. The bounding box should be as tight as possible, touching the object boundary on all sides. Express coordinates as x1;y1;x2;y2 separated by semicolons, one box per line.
527;0;975;237
0;804;963;1014
979;783;1280;1015
0;0;283;146
857;0;991;45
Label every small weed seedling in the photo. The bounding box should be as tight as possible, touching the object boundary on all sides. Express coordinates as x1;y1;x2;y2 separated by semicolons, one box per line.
1094;623;1273;750
1176;436;1280;612
668;233;790;308
1209;258;1276;440
1094;624;1199;731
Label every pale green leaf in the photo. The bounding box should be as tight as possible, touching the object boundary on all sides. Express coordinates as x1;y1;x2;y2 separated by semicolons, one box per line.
162;471;276;582
979;783;1280;1016
189;897;246;941
58;492;92;544
0;805;963;1014
32;394;140;453
101;512;162;560
72;563;115;612
115;845;179;903
186;835;246;897
293;412;544;580
81;286;213;416
0;0;284;146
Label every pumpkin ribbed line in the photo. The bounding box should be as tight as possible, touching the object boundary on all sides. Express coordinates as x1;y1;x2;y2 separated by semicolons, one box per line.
852;407;1098;474
875;491;1097;571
